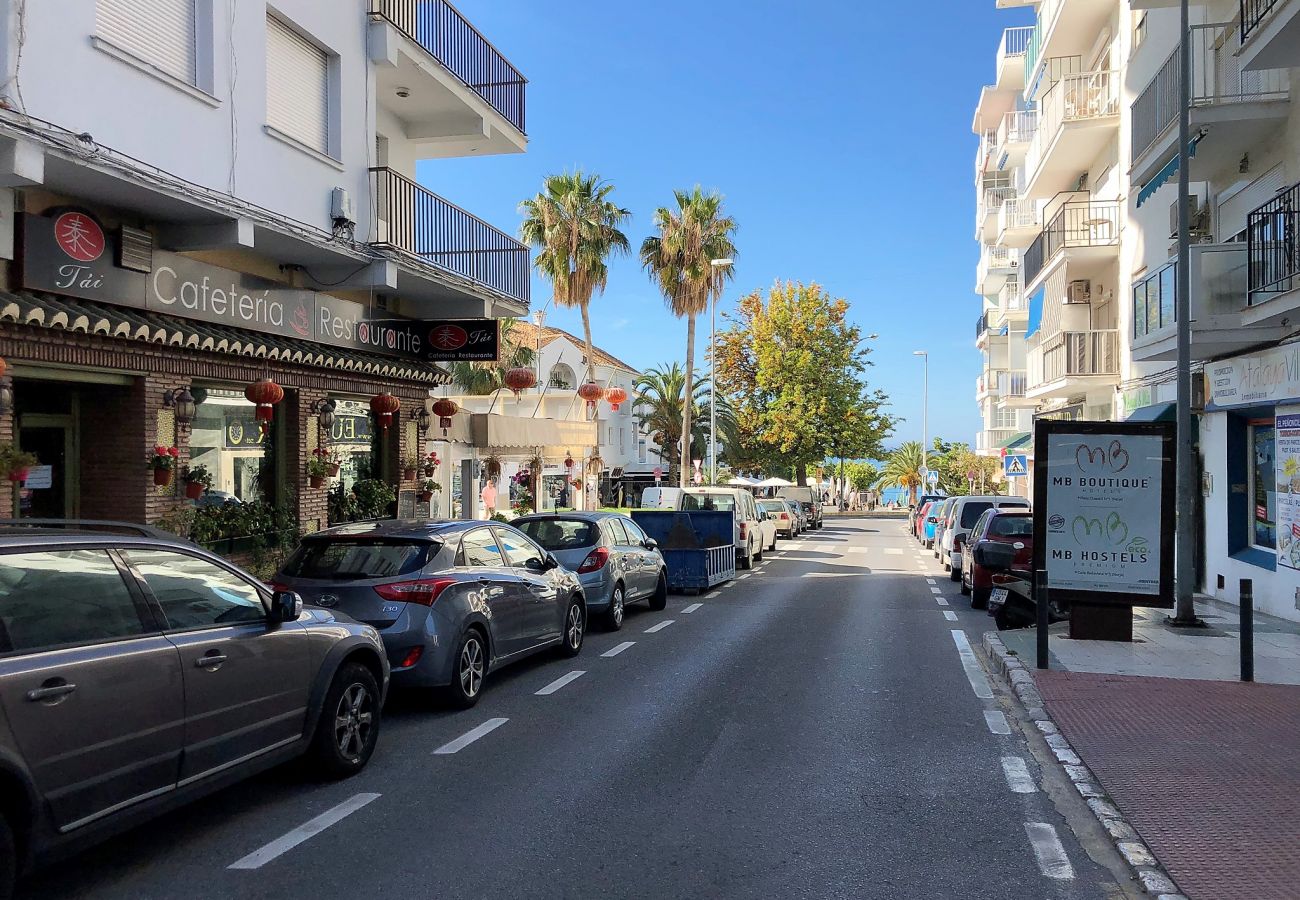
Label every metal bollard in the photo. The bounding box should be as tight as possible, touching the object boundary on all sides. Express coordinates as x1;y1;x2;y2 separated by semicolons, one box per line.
1240;578;1254;683
1036;568;1050;671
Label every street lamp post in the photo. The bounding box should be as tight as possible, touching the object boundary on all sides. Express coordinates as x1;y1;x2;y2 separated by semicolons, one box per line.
709;258;733;485
913;350;929;501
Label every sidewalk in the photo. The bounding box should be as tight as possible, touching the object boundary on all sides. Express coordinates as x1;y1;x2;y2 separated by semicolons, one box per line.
995;600;1300;899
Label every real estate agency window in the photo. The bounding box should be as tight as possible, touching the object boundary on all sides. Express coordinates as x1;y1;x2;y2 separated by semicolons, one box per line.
1249;418;1277;551
189;388;277;504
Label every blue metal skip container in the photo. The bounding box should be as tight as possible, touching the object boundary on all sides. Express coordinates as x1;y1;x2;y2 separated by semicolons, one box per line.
631;510;736;593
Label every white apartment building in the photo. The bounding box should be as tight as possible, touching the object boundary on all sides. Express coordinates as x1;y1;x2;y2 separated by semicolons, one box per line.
974;0;1300;621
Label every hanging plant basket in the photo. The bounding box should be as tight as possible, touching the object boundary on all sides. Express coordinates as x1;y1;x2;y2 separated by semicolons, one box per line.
484;455;502;478
419;490;433;502
153;467;174;487
403;467;417;481
327;462;341;477
184;480;205;500
6;467;29;484
309;474;326;489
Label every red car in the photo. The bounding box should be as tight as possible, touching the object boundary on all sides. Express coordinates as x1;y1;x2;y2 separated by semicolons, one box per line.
913;500;934;542
960;508;1033;609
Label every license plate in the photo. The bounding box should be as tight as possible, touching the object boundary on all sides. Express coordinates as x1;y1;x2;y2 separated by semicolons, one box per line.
989;588;1009;607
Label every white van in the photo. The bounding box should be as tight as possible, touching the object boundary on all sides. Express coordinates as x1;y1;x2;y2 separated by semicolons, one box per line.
676;487;768;570
640;487;683;510
941;495;1031;579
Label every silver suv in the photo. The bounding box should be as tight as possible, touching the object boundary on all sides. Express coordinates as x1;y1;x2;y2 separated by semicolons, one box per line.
0;524;389;898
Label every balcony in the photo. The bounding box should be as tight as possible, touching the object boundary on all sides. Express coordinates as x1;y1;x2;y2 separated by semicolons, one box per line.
994;110;1037;172
1132;244;1281;362
1240;0;1300;72
1027;330;1119;398
370;167;530;307
995;27;1035;93
1131;23;1289;190
990;280;1029;330
1022;199;1120;288
1023;71;1119;200
1024;0;1113;93
975;311;991;345
976;185;1017;242
977;369;1028;401
976;245;1020;294
369;0;527;157
1245;181;1300;317
976;428;1022;456
997;196;1042;249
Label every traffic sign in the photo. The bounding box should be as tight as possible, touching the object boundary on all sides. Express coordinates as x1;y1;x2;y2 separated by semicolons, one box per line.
1003;454;1028;478
653;465;663;484
926;471;939;487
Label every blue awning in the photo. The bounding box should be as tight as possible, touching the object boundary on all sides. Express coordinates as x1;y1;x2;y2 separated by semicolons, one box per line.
1136;132;1207;208
1025;287;1045;339
999;324;1009;336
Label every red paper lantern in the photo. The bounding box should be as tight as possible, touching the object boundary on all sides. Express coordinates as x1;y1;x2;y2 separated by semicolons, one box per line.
369;392;401;430
504;367;537;397
431;397;459;434
605;387;628;411
577;381;604;414
244;377;284;435
564;454;575;471
0;356;8;378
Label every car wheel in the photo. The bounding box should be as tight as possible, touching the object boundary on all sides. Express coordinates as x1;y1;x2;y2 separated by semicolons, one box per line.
949;565;960;582
648;572;668;611
604;584;625;631
972;587;990;610
446;629;487;709
739;543;752;570
0;813;14;900
769;535;777;552
960;573;971;596
309;662;380;779
560;597;585;657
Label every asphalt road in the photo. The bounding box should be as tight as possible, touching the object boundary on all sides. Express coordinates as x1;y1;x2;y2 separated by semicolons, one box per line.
21;514;1137;900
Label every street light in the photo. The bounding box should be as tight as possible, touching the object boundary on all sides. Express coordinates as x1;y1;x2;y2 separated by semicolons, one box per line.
709;258;733;485
913;350;928;500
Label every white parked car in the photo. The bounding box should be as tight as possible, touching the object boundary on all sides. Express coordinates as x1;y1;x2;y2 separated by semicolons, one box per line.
678;487;768;569
941;495;1031;580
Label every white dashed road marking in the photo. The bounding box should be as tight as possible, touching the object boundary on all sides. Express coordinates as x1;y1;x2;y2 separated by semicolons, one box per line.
926;578;937;585
705;591;720;598
682;603;703;613
739;573;751;580
434;718;509;755
950;630;994;699
885;548;903;555
984;710;1011;734
943;611;958;621
645;620;675;633
228;793;381;870
601;641;635;658
936;598;950;607
1001;756;1038;793
930;587;943;594
1024;823;1075;880
535;671;585;696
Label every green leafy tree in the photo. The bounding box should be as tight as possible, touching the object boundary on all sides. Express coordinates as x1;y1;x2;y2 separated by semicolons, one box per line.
874;442;925;505
633;364;735;479
715;281;895;484
844;460;880;493
640;187;738;487
520;171;631;382
938;443;1003;496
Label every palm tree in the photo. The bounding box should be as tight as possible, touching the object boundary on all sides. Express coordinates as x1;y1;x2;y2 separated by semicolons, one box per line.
450;318;535;395
519;172;631;383
633;363;720;477
874;441;925;505
640;187;738;487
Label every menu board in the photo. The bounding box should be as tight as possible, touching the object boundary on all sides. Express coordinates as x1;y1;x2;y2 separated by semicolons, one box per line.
1275;410;1300;571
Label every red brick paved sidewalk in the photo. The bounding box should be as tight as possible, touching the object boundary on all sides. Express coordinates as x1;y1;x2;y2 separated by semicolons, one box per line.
1035;671;1300;900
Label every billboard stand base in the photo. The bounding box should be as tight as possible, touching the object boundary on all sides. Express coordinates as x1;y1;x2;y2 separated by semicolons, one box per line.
1069;603;1133;642
1165;614;1208;628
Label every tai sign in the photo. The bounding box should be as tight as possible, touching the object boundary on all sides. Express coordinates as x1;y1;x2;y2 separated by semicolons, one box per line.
1033;421;1174;607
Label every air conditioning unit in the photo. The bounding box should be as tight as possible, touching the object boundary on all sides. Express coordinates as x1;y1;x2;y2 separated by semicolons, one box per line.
1066;280;1091;304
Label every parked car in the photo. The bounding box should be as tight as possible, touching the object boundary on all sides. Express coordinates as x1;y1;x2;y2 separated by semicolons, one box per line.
913;500;935;542
784;499;808;534
0;523;389;899
275;520;585;709
910;494;945;533
961;509;1034;608
759;499;798;539
927;498;954;551
514;512;667;631
678;487;766;569
639;487;683;510
776;486;824;529
941;495;1032;580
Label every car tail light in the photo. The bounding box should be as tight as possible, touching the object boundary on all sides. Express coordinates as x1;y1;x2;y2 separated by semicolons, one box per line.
738;522;748;539
953;537;964;553
577;547;610;574
991;573;1017;585
373;578;455;607
779;513;789;520
398;646;424;668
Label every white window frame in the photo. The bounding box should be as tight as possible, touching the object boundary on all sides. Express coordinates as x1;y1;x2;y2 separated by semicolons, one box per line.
264;11;341;166
92;0;216;104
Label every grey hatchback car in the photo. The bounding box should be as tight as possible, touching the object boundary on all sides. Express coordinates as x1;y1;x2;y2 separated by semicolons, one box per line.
513;513;668;631
0;525;389;899
274;520;587;708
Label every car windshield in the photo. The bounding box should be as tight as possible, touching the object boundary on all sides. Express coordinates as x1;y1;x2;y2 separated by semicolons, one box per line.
517;518;599;550
280;539;435;580
759;501;785;514
682;493;736;512
989;515;1034;537
959;502;994;528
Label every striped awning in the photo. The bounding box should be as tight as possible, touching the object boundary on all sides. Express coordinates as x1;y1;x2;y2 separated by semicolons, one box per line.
0;291;452;384
1135;132;1208;209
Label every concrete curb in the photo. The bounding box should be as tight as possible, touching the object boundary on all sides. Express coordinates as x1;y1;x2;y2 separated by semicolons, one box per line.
980;632;1188;900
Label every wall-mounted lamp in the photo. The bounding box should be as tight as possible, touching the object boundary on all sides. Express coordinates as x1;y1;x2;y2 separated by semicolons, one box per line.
162;386;197;430
310;398;337;434
412;405;431;435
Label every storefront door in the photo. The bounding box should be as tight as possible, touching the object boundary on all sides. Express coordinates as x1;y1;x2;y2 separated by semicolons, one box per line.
18;414;77;518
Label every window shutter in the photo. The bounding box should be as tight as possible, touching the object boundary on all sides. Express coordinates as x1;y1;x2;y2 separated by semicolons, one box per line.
1218;165;1286;241
266;15;329;155
97;0;196;85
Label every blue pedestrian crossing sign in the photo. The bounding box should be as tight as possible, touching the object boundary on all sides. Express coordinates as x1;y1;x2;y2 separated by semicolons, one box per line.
926;471;939;487
1003;454;1028;478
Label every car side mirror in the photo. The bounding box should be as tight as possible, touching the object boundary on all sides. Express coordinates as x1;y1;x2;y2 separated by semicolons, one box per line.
643;538;659;551
543;553;560;571
270;590;303;624
973;542;1016;572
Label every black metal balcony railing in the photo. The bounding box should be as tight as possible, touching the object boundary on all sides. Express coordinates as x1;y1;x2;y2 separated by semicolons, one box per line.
1242;0;1282;39
371;167;530;304
1022;199;1121;285
1247;180;1300;304
371;0;527;133
976;312;989;339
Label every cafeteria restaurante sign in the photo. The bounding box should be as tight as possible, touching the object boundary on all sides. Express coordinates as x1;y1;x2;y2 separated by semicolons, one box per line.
19;212;497;362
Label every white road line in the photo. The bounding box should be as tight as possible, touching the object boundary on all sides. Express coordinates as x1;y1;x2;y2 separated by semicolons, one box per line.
1024;823;1075;880
804;572;858;578
705;591;721;598
930;587;942;594
739;573;752;580
228;793;381;869
943;610;958;621
884;548;903;555
984;710;1011;735
535;670;585;696
950;630;994;699
601;641;635;658
433;717;509;755
1002;756;1038;794
848;547;868;553
936;598;950;607
926;578;937;585
645;619;675;633
682;603;703;613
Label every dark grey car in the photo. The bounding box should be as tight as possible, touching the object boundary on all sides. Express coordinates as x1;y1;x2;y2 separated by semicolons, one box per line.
274;520;587;708
0;526;389;899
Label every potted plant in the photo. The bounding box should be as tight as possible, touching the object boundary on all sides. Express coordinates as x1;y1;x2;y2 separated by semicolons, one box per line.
307;449;333;489
317;446;341;476
149;445;180;486
418;478;441;502
484;453;502;479
182;464;213;500
423;451;440;477
0;445;37;483
401;453;421;481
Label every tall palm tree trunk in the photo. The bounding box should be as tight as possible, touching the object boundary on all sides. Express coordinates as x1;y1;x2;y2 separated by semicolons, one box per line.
681;315;695;488
579;301;595;383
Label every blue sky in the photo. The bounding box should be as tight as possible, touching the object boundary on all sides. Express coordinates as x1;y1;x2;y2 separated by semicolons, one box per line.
422;0;1031;450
